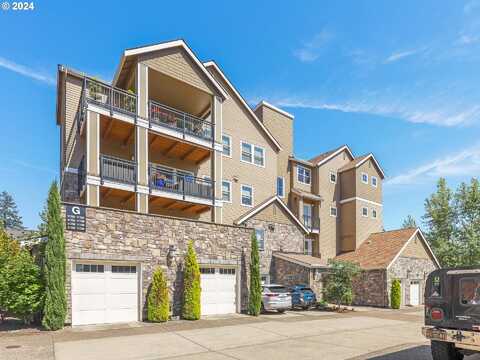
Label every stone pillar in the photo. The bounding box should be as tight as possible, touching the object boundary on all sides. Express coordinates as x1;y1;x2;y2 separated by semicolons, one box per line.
86;110;100;207
211;96;223;223
136;62;149;213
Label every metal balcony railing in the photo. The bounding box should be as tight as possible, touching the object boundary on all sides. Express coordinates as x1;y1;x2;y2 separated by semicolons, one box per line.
149;163;213;200
149;100;213;141
303;215;320;231
100;155;136;185
85;78;137;116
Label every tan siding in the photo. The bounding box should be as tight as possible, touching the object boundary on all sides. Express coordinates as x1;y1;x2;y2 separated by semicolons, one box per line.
253;202;297;225
139;47;214;95
207;69;278;225
355;159;383;203
291;162;313;193
317;150;353;259
255;106;293;198
340;201;356;252
340;169;356;200
64;75;83;167
355;200;383;247
402;234;432;260
87;111;100;176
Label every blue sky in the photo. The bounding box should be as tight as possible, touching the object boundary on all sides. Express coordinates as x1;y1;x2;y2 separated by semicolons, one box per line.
0;1;479;230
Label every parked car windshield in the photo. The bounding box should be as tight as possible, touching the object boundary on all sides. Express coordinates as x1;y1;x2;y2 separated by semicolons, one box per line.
267;286;289;293
300;287;313;292
460;277;480;306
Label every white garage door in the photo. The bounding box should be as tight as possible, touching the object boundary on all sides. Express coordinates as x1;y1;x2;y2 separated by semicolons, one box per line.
72;263;139;326
410;281;420;306
200;267;236;315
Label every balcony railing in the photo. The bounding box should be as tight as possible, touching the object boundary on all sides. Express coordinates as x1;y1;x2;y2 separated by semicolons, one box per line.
85;78;137;116
78;157;85;195
149;100;213;141
149;163;213;201
100;155;136;185
303;215;320;231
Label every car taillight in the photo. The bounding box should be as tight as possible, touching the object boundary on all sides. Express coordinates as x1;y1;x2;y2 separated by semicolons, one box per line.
431;308;444;321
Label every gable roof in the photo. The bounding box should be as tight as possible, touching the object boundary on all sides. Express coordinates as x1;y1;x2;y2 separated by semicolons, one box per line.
203;61;282;151
112;39;228;100
335;228;440;270
338;153;386;179
234;196;308;233
253;100;294;119
273;252;329;268
309;145;354;166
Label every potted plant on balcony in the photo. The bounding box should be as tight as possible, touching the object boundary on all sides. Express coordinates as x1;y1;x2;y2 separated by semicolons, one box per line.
87;78;108;104
125;89;136;114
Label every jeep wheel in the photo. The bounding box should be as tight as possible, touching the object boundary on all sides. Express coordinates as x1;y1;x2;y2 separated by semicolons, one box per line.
431;340;464;360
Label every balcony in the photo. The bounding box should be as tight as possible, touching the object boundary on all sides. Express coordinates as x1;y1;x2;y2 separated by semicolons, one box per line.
149;164;213;204
85;78;137;116
303;215;320;233
100;155;136;189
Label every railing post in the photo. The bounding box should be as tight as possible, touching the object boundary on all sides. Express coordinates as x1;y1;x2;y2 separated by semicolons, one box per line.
109;87;113;116
183;113;186;139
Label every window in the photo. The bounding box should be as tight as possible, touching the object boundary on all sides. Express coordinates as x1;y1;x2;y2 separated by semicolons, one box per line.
431;276;442;297
303;204;313;227
241;141;265;167
277;177;285;197
361;172;369;184
371;176;378;188
241;185;253;207
362;207;368;217
241;142;252;163
200;267;215;274
222;180;231;202
330;206;337;217
297;165;311;184
460;277;480;306
304;239;313;255
75;264;104;273
372;209;377;219
255;229;265;251
219;268;236;275
222;135;231;157
254;146;265;166
330;171;337;184
112;265;136;273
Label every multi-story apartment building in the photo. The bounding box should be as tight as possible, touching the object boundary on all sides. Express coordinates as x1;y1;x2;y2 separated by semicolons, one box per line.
57;39;439;326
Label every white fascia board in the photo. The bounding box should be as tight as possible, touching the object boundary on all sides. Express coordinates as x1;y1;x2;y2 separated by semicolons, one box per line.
350;153;386;179
253;100;294;119
113;40;228;99
315;145;354;167
203;61;283;152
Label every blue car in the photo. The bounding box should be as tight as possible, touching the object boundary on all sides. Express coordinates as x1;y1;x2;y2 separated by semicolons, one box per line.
289;285;317;310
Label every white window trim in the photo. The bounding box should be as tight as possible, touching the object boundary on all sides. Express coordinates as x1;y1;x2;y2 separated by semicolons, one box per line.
329;171;337;184
240;141;266;168
277;176;285;198
222;134;232;158
362;207;369;217
222;180;232;203
361;172;369;184
330;206;337;217
297;165;311;185
371;176;378;188
372;209;378;219
240;184;254;207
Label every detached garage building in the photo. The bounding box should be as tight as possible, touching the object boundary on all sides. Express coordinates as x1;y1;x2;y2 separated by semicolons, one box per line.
335;227;440;307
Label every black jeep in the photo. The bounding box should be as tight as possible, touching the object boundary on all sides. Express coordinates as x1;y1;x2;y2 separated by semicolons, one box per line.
423;267;480;360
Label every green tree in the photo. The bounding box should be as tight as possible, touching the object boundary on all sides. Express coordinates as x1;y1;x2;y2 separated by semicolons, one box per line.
147;267;170;322
248;232;262;316
42;182;67;330
323;260;361;308
0;249;43;323
402;215;417;229
390;279;401;309
454;178;480;266
0;191;23;229
423;178;458;267
182;241;201;320
0;227;20;269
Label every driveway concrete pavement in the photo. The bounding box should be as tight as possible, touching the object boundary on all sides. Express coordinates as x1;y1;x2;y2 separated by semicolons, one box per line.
2;308;480;360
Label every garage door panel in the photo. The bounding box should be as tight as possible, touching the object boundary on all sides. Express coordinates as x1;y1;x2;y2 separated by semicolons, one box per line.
72;278;106;294
74;310;106;326
109;277;138;292
109;293;138;309
74;294;106;310
200;267;236;316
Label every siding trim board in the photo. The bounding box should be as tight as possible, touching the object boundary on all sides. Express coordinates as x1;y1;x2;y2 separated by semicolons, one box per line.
313;145;354;167
340;197;383;207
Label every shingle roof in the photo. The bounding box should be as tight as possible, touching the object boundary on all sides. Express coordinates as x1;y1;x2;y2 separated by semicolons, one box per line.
308;145;345;164
335;228;418;270
273;252;329;268
338;155;369;172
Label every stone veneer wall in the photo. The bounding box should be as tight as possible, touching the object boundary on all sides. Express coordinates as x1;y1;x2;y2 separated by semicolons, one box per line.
243;219;305;278
272;257;310;287
387;256;437;306
351;269;388;307
63;204;253;323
